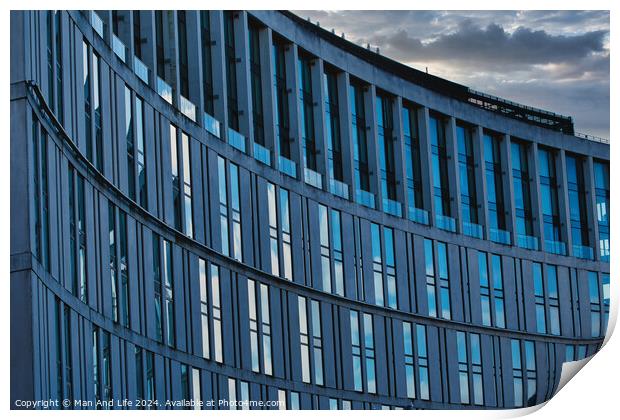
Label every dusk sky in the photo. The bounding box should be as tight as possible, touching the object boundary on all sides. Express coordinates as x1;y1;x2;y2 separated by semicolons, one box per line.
293;10;610;139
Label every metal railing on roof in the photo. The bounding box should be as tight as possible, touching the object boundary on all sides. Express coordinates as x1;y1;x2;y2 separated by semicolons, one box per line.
467;88;575;134
574;132;609;144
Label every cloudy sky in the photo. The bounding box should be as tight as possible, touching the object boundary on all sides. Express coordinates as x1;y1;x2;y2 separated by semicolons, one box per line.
293;11;610;138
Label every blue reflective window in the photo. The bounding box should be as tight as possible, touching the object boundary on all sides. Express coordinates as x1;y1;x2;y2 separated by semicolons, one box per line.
416;324;429;400
533;263;544;296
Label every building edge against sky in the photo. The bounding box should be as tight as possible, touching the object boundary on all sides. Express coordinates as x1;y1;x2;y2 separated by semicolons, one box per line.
10;10;610;410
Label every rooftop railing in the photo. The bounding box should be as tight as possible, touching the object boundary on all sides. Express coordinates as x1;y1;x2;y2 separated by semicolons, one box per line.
574;132;609;144
467;88;574;134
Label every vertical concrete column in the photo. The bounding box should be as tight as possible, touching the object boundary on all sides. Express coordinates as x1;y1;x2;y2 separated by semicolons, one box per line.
234;11;253;148
260;27;277;160
474;126;490;239
285;43;303;177
418;107;435;223
100;11;113;45
446;116;462;230
125;11;135;59
337;71;354;196
529;142;544;249
366;85;381;208
585;156;601;260
312;58;328;188
557;150;572;255
139;11;157;89
186;11;203;115
393;97;408;210
210;11;229;136
503;134;518;246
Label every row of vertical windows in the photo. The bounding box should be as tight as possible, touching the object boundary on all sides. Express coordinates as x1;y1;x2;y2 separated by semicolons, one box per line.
42;12;609;265
34;135;607;342
33;263;603;409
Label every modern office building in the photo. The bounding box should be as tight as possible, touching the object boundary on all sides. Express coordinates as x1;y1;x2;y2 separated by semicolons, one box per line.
10;10;610;410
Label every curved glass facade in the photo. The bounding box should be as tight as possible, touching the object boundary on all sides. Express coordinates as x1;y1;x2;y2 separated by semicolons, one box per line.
10;10;609;410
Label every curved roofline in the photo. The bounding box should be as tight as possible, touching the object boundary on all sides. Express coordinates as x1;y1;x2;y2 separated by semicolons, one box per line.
280;10;575;135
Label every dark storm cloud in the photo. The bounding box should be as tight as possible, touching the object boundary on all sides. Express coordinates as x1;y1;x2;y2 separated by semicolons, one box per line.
368;21;607;67
293;10;610;138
